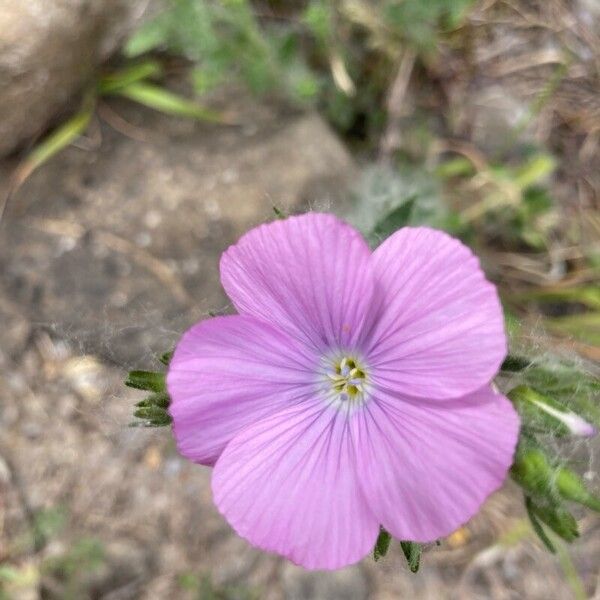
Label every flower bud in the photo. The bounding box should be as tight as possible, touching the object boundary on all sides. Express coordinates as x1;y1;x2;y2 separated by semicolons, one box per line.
509;386;597;437
556;467;600;513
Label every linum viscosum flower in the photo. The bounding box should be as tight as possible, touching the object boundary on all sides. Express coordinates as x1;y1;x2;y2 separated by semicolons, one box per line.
167;212;520;570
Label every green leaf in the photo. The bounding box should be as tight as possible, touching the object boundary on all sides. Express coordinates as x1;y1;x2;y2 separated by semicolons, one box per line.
435;157;475;178
510;286;600;311
370;196;418;243
525;495;556;553
16;91;95;186
400;541;421;573
303;0;333;45
97;60;163;94
556;467;600;512
514;154;556;189
373;527;392;561
112;81;229;123
545;312;600;346
124;13;172;58
125;370;166;392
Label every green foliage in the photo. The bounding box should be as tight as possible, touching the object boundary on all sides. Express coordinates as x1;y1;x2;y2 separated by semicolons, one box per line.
369;195;417;243
126;0;318;103
97;60;164;94
115;81;227;122
350;164;457;243
32;506;67;550
124;0;478;139
438;150;557;249
42;538;106;600
178;572;260;599
383;0;475;51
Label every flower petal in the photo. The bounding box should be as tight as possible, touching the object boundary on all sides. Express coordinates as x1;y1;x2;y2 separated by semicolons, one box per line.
367;227;506;399
167;315;318;466
212;402;380;570
220;213;376;353
353;386;519;542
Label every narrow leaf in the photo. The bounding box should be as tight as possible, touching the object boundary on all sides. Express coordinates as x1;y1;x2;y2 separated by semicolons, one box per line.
97;60;163;94
112;82;230;124
21;92;95;180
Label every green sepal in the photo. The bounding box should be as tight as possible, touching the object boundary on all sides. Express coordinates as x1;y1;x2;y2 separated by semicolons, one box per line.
509;386;571;437
272;206;287;220
159;351;174;366
133;405;172;427
400;541;421;573
125;370;166;393
556;467;600;512
135;392;170;409
373;527;391;562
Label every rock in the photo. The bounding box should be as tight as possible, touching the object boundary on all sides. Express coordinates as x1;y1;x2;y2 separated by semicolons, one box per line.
0;98;354;366
282;563;370;600
0;0;149;157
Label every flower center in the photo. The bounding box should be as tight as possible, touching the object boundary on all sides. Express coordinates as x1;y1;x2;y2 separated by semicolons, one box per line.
326;356;367;403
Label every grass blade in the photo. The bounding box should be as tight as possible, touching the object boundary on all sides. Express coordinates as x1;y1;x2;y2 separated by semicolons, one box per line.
97;60;164;94
112;81;232;124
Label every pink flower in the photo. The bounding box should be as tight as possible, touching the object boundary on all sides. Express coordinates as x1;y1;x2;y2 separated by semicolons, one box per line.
167;213;519;570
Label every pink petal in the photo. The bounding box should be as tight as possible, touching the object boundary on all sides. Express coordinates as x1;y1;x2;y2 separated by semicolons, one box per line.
220;213;375;353
367;227;506;399
167;315;318;466
212;402;380;570
353;387;519;542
